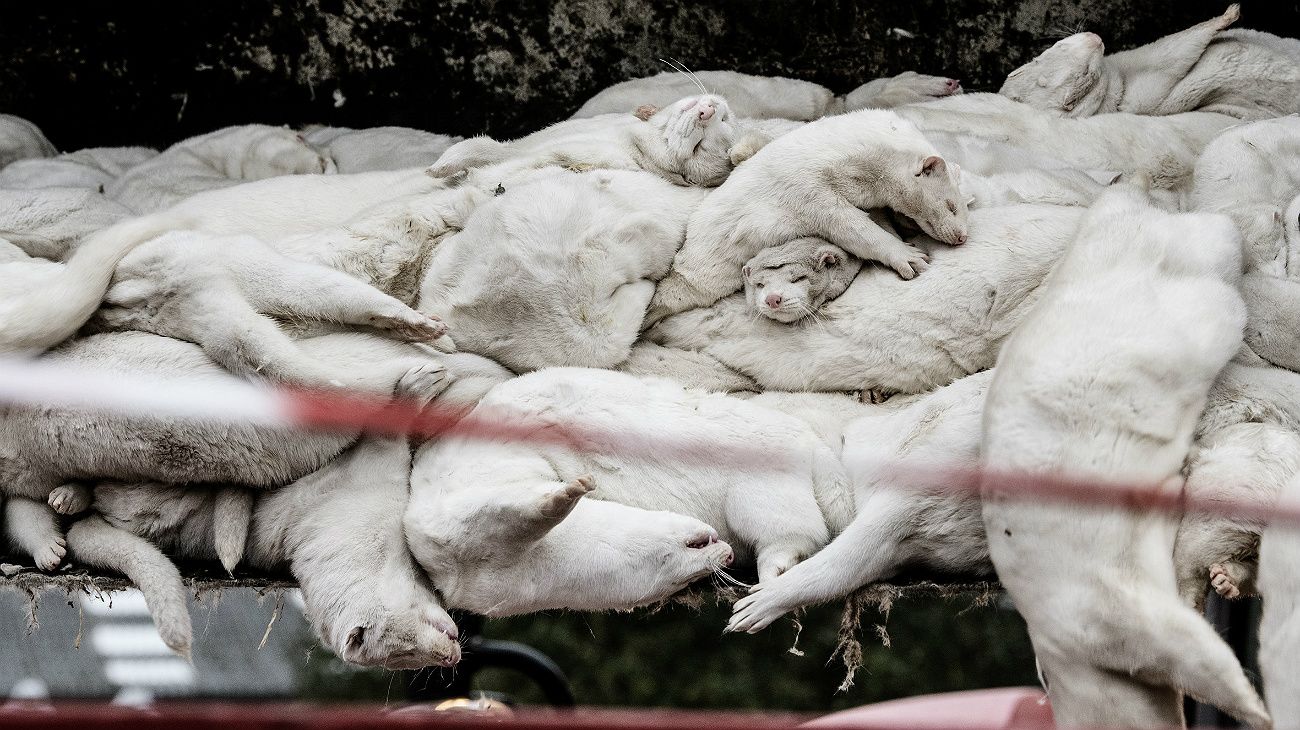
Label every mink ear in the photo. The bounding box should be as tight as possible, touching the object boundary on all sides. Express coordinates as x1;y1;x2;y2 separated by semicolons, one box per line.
815;249;841;268
918;155;947;177
634;104;659;121
741;265;752;280
345;625;367;653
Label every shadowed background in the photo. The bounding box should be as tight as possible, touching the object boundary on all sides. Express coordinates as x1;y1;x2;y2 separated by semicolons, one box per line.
2;0;1298;148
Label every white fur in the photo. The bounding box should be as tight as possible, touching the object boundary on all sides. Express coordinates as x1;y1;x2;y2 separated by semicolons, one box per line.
129;167;445;242
741;238;860;323
403;368;852;613
572;70;840;121
97;230;451;387
431;95;763;187
0;146;157;191
1241;273;1300;372
1259;471;1300;726
979;183;1266;726
70;436;461;668
421;368;853;577
895;93;1238;186
649;205;1076;395
271;182;486;305
0;331;506;570
843;71;964;111
418;168;704;371
0;187;132;260
0;114;57;168
959;168;1107;208
999;6;1238;117
1001;6;1300;122
106;125;335;213
648;109;968;321
0;214;187;353
572;70;962;121
302;125;461;173
1191;116;1300;274
729;371;991;632
616;341;757;393
1175;422;1300;609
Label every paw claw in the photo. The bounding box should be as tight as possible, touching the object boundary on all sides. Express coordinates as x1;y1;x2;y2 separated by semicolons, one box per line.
33;538;66;571
48;484;92;515
374;310;450;342
396;362;452;406
891;247;931;279
1209;563;1242;599
568;474;597;495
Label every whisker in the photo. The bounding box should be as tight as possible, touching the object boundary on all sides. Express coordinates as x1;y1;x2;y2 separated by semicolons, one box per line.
659;57;709;96
712;566;752;590
671;57;711;96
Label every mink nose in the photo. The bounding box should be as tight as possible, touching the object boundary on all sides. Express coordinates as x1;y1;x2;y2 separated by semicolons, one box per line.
946;78;961;92
697;103;715;122
764;293;783;308
955;233;968;245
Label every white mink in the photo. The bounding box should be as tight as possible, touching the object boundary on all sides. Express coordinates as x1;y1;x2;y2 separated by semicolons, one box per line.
729;371;991;633
106;125;335;213
1174;422;1300;610
615;341;758;394
741;238;860;322
0;114;57;169
979;182;1266;727
16;166;460;319
570;69;962;121
730;361;1300;634
842;71;964;110
67;436;461;668
894;93;1238;187
0;331;502;571
0;187;133;260
95;230;451;388
0;146;157;191
407;441;740;617
1190;116;1300;275
958;168;1107;209
1258;471;1300;727
1200;362;1300;439
430;94;768;187
417;168;704;372
999;6;1241;117
406;367;853;598
647;109;968;322
649;204;1076;396
115;166;449;244
1001;6;1300;122
301;125;461;173
1239;273;1300;373
0;214;185;354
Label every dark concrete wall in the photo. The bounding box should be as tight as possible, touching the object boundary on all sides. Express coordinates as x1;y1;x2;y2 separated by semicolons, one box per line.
2;1;1297;150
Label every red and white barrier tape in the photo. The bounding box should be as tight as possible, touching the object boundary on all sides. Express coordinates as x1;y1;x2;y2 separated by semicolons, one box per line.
2;355;1298;526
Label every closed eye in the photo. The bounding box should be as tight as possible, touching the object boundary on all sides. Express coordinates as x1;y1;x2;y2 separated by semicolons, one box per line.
791;276;807;283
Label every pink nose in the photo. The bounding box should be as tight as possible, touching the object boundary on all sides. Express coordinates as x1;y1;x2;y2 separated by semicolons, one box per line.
697;103;715;121
946;78;961;92
956;233;968;245
764;293;783;308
